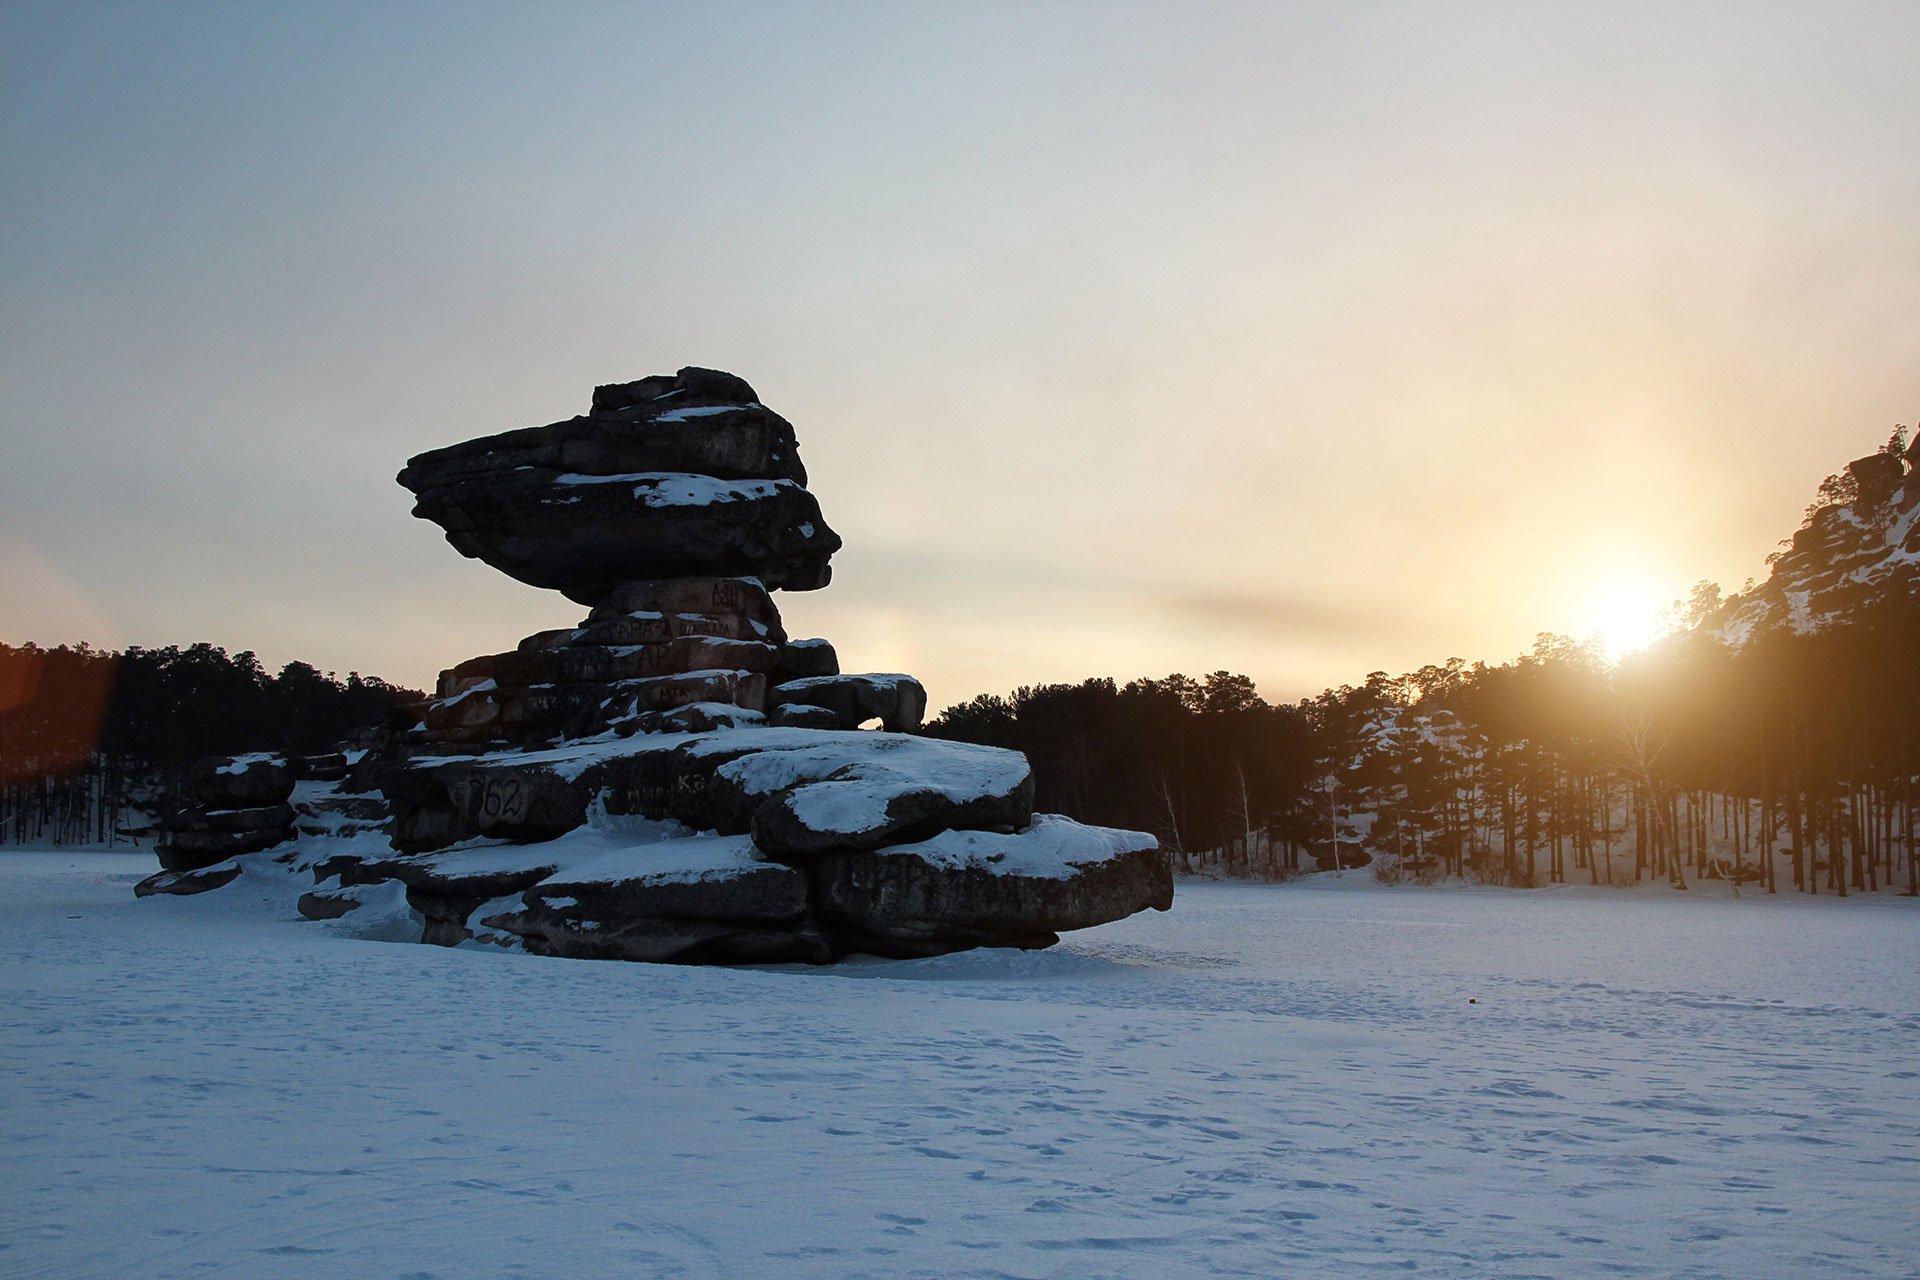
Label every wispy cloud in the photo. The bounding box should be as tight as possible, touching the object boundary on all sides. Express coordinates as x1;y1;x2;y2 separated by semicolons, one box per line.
1157;589;1423;644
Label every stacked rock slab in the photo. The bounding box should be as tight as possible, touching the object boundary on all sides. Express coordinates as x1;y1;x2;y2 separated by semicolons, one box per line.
398;366;838;603
420;575;790;744
164;366;1172;963
157;753;297;875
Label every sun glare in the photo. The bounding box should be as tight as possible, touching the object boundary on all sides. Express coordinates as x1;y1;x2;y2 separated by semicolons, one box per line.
1586;582;1665;663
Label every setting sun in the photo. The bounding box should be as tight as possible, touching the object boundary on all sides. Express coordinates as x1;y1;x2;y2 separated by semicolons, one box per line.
1584;581;1667;662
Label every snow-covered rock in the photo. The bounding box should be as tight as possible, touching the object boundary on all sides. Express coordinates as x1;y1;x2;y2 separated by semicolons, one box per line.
398;366;839;603
444;635;780;689
158;754;301;872
376;728;1035;854
588;576;787;639
1707;440;1918;644
296;751;350;781
768;703;843;729
485;831;823;964
243;730;1166;963
768;672;928;732
186;754;294;808
772;636;839;682
813;815;1171;956
422;667;769;745
142;364;1172;964
134;859;243;896
415;575;793;746
279;806;1162;963
735;738;1033;856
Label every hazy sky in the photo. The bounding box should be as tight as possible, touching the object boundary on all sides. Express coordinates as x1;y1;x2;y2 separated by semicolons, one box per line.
3;0;1916;710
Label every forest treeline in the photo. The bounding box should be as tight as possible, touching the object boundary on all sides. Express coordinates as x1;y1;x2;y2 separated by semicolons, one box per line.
925;602;1917;894
0;642;419;845
927;430;1918;895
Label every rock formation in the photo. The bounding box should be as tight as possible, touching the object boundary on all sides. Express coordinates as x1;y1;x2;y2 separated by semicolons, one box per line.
397;367;838;602
154;753;296;872
140;749;394;897
140;366;1172;962
1707;437;1918;644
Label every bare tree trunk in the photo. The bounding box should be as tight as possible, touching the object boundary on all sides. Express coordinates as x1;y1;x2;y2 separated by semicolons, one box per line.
1153;772;1191;876
1229;762;1257;881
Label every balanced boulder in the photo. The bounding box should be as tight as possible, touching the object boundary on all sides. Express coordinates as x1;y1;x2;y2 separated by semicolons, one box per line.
398;368;841;604
149;365;1174;964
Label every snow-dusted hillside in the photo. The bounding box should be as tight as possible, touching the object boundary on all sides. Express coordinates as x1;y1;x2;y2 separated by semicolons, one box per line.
4;849;1915;1278
1710;436;1918;644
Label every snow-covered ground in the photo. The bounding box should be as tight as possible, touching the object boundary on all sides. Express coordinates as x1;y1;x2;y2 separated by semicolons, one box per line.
3;850;1915;1280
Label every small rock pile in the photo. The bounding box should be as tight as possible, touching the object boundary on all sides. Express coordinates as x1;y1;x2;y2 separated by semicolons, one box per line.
158;753;297;873
143;750;395;897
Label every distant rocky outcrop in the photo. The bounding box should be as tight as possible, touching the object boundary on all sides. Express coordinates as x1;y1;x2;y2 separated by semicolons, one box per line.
1707;435;1918;644
143;366;1172;962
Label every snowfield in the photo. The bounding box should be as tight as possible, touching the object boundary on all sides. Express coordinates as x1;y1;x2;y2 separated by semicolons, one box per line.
3;851;1915;1280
